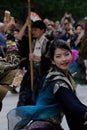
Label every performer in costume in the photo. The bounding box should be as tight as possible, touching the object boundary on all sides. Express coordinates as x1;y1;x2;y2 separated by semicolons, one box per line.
7;39;87;130
78;19;87;84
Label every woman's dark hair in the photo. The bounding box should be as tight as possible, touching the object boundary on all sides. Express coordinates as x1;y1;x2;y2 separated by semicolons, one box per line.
75;24;83;30
49;39;72;60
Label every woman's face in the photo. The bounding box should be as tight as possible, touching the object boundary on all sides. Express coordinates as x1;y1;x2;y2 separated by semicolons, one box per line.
52;48;72;72
75;26;83;35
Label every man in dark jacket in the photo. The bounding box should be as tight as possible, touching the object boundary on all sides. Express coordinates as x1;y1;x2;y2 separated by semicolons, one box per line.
17;20;51;106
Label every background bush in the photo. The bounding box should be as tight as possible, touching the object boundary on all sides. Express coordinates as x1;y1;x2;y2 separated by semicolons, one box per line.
0;0;87;22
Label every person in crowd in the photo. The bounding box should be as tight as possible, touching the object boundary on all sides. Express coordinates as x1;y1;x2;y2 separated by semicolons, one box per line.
17;20;51;106
3;15;21;93
68;23;84;84
7;39;87;130
0;56;19;111
0;16;20;110
13;17;29;70
14;17;32;106
58;18;73;43
0;13;21;105
70;23;84;50
78;19;87;84
53;20;62;39
61;12;75;26
45;22;54;41
43;18;50;27
30;20;51;100
0;22;6;57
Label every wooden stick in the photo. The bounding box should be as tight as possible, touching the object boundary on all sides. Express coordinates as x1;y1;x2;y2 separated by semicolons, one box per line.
27;0;33;90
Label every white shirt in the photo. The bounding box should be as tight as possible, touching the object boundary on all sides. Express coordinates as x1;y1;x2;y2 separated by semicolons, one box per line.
33;34;46;57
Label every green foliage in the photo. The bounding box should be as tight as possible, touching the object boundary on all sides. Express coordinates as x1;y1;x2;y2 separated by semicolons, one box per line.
31;0;87;21
0;0;27;21
0;0;87;22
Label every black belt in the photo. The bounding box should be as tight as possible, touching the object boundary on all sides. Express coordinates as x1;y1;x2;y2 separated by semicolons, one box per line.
26;120;64;130
33;61;41;65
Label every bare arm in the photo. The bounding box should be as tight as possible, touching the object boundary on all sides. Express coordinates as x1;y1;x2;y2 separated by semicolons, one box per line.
14;17;29;40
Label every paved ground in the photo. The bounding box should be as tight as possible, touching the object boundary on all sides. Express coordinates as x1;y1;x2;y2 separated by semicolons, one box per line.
0;84;87;130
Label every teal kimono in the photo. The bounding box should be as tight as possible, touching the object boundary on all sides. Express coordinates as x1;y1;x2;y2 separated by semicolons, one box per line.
7;67;76;130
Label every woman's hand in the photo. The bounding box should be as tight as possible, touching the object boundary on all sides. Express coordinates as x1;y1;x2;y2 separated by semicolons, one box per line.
84;112;87;125
84;121;87;125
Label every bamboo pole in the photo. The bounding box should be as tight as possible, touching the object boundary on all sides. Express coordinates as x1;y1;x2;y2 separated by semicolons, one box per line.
27;0;33;90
